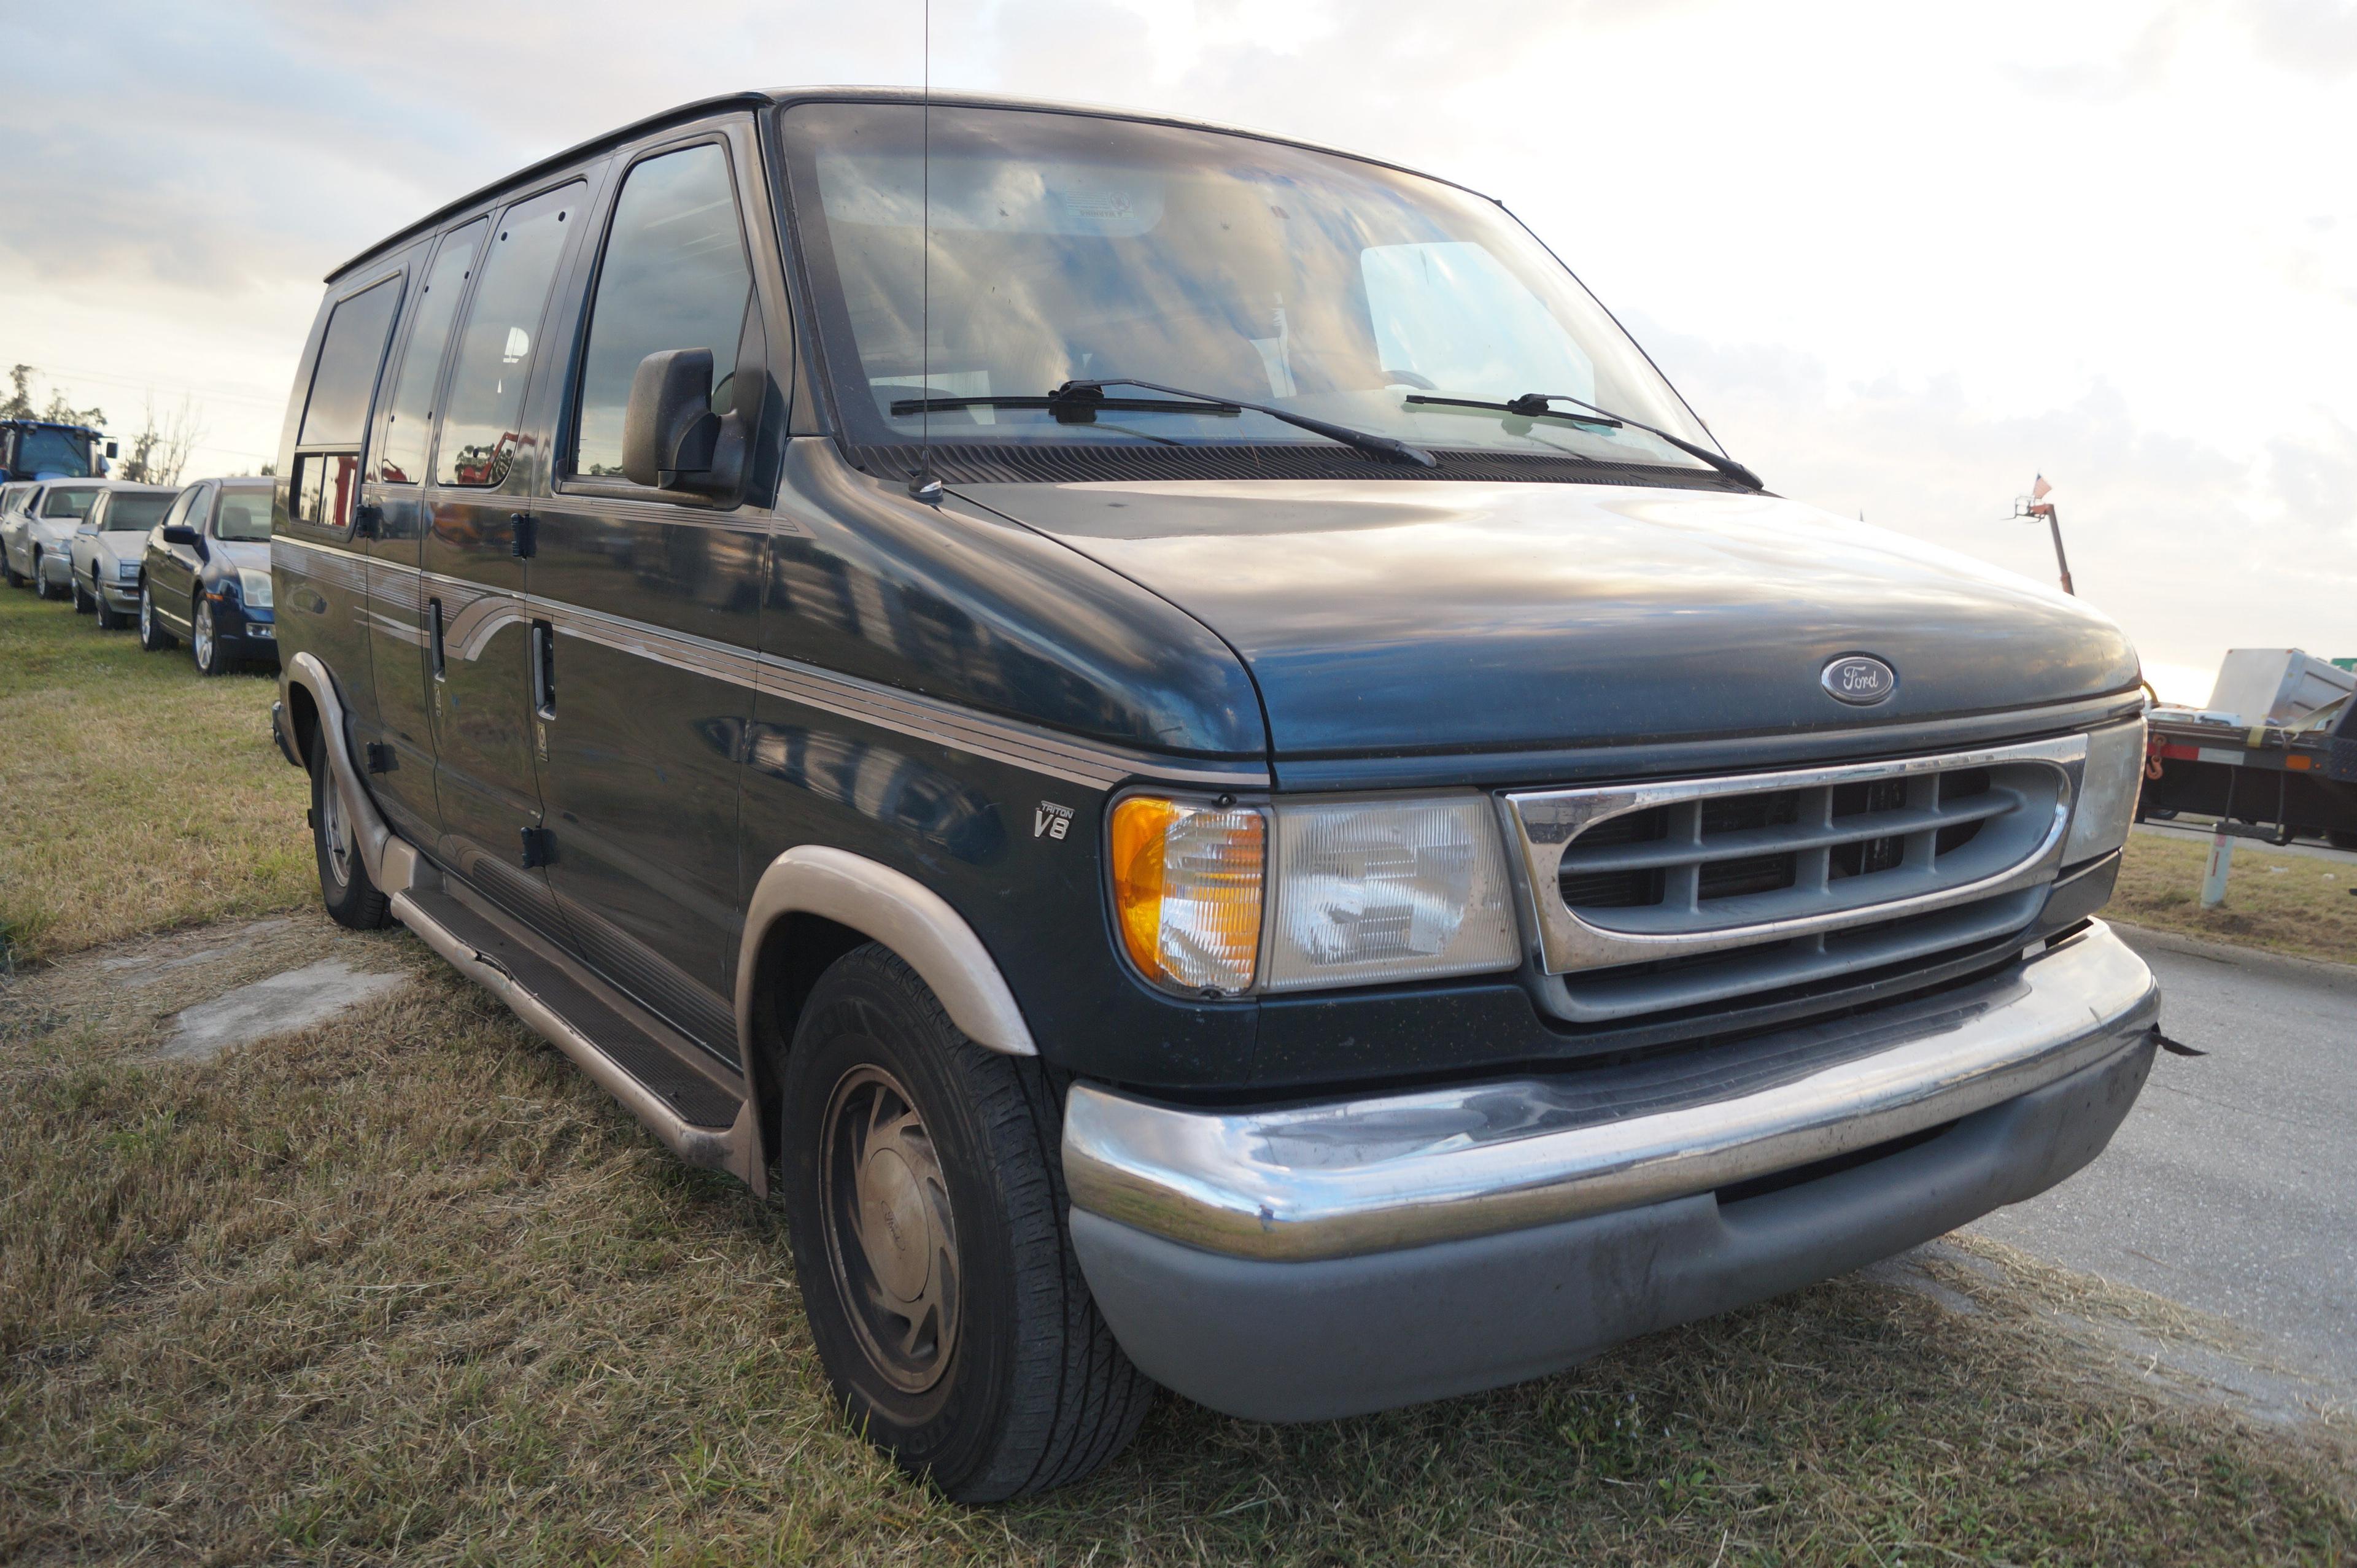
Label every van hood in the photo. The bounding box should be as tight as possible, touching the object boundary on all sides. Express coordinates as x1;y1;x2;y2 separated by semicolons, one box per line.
961;479;2140;759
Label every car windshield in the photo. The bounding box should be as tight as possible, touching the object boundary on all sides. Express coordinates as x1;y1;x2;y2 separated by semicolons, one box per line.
104;493;174;530
777;102;1716;472
14;427;95;478
212;491;273;542
41;487;98;519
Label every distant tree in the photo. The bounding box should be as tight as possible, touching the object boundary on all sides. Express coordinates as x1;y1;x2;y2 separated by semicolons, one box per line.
118;394;203;486
1;364;106;428
41;388;106;429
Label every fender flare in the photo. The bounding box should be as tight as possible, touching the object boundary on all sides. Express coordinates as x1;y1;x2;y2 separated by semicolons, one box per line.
284;651;398;892
733;846;1039;1060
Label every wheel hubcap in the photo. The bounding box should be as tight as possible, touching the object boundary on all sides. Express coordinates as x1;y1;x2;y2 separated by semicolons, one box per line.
195;603;214;665
319;771;350;887
140;590;150;637
820;1064;960;1394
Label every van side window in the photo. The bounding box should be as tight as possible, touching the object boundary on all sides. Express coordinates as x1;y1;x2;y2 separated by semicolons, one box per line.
571;144;754;480
435;183;584;488
378;220;489;484
294;276;402;530
299;277;402;449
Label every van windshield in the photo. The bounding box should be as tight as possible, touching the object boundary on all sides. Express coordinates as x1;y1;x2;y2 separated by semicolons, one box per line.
777;101;1717;473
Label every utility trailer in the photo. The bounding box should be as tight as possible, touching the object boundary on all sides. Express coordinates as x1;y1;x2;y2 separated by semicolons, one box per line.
2140;649;2357;850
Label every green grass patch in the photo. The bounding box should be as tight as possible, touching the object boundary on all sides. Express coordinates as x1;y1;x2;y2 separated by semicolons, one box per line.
2116;830;2355;967
0;581;311;965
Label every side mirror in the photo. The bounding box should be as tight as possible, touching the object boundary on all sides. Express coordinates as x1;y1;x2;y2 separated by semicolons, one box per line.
621;349;729;493
162;525;201;548
105;440;119;459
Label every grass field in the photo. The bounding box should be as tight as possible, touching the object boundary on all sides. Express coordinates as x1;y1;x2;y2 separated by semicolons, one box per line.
0;584;311;966
3;582;2354;1563
2113;828;2356;967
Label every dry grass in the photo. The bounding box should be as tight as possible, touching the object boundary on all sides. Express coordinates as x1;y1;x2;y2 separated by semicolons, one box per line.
4;557;2356;1562
4;919;2354;1566
2114;830;2356;967
0;584;313;966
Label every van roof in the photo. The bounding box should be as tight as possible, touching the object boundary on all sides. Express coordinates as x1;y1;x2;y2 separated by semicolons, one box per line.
326;87;1482;284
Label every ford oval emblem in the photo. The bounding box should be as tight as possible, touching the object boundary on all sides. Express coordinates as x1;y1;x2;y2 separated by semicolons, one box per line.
1821;654;1897;706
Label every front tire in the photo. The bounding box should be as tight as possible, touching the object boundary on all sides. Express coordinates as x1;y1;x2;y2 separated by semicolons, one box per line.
780;946;1151;1502
30;550;55;600
309;724;390;930
94;574;125;629
72;571;95;613
137;584;175;651
192;595;228;676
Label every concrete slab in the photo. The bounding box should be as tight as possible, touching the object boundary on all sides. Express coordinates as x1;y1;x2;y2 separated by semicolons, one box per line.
157;958;405;1062
100;919;295;987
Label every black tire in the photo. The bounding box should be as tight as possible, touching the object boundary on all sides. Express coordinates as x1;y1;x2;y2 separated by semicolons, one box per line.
93;573;125;629
30;551;55;600
780;945;1151;1502
308;724;390;930
191;595;229;676
1;553;20;587
137;583;175;651
72;571;95;614
2328;830;2357;853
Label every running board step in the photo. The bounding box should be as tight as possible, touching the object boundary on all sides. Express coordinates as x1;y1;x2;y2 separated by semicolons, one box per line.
391;883;765;1192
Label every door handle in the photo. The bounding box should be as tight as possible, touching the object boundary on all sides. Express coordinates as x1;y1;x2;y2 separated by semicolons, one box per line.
353;503;383;540
530;619;555;719
428;597;446;679
509;511;536;559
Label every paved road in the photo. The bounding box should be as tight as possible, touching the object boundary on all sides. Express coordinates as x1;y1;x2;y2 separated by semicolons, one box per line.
1972;923;2356;1399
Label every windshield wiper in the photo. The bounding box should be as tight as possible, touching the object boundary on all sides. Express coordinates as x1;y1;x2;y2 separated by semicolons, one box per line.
1404;391;1764;490
891;379;1439;469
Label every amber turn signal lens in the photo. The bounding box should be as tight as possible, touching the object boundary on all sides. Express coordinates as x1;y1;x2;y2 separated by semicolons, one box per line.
1109;795;1266;994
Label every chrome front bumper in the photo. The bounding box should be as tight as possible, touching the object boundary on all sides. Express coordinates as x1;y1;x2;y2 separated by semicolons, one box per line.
1065;922;2159;1421
1066;921;2158;1264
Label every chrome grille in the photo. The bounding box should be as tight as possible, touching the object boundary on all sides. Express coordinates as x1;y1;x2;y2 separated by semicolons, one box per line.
1501;734;2090;1018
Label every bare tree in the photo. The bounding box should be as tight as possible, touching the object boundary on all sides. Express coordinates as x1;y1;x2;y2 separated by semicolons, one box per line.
119;393;204;486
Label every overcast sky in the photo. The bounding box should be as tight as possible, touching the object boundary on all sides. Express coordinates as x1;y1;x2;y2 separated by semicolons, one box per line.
4;0;2350;700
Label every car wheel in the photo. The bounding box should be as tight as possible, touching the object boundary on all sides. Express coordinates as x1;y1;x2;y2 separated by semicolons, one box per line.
780;944;1153;1502
309;723;390;930
31;550;55;600
1;551;20;588
192;596;227;676
2328;830;2357;853
72;571;95;613
95;578;125;630
137;584;175;651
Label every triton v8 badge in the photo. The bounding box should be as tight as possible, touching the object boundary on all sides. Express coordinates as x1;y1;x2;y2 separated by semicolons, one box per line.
1821;654;1898;705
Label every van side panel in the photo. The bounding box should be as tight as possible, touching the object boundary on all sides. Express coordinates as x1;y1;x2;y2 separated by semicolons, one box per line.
738;439;1268;1091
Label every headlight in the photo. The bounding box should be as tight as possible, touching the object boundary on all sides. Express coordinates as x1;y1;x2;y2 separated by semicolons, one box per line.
238;568;273;608
117;558;139;580
1264;795;1519;991
1109;792;1520;996
2062;717;2145;865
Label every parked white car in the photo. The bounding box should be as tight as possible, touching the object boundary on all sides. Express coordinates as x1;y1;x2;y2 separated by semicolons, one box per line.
68;484;177;628
2;479;108;600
